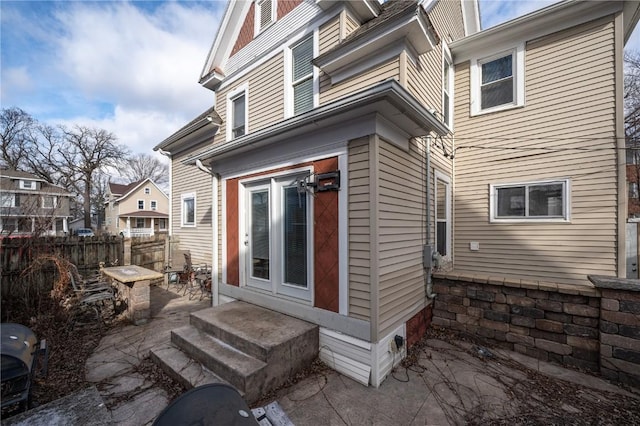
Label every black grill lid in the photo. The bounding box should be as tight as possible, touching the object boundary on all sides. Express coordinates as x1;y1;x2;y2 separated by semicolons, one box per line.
1;323;38;379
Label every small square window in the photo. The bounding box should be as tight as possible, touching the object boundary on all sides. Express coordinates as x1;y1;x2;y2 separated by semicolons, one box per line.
20;180;35;190
42;196;56;208
145;187;150;195
491;180;569;222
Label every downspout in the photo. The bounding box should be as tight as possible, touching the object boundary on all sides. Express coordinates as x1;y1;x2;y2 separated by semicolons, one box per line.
424;135;436;299
195;159;219;307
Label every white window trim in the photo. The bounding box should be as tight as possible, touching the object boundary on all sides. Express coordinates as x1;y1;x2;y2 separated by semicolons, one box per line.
1;194;16;208
181;192;196;227
254;0;277;36
137;199;145;210
144;187;150;194
489;179;571;223
470;43;525;116
20;180;35;190
442;42;454;130
238;166;314;302
42;195;57;209
434;170;452;260
151;200;158;211
284;30;319;118
226;83;249;142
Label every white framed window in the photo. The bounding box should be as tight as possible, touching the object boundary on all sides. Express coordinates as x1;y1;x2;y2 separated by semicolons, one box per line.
151;200;157;211
144;187;150;195
490;179;570;223
288;35;314;116
181;193;196;227
239;168;314;301
42;195;57;209
159;218;167;230
20;180;35;190
255;0;276;35
470;44;524;116
226;84;248;141
1;193;15;208
138;199;144;210
434;171;451;258
442;43;454;129
630;182;639;200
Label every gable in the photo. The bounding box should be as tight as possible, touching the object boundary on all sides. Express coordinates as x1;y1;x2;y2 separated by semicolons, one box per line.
230;1;304;58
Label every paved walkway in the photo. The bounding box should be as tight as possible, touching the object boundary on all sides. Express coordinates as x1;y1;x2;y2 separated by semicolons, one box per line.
83;286;640;425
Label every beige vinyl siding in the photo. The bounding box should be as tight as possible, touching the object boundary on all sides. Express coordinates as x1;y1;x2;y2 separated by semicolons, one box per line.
172;151;213;266
377;137;428;337
344;11;359;36
320;57;400;105
349;137;371;321
319;15;340;55
404;0;465;117
216;53;284;141
452;17;617;285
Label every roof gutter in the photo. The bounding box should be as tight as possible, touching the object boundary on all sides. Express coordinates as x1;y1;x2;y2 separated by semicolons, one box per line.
189;79;448;164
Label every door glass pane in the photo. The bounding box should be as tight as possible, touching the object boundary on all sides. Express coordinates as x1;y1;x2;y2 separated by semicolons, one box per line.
251;190;270;280
283;186;307;287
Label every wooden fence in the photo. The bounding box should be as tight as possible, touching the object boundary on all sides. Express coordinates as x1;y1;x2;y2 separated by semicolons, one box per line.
1;234;169;298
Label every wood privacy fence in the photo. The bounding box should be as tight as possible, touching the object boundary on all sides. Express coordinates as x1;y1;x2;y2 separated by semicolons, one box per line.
1;234;168;297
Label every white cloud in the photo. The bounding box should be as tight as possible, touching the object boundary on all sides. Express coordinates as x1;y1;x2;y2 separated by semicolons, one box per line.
2;1;222;155
1;67;32;99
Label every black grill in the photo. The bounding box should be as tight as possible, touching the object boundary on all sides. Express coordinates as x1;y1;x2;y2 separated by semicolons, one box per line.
1;323;47;413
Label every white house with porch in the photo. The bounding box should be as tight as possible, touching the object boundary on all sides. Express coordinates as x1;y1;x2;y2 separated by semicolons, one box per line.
104;179;169;237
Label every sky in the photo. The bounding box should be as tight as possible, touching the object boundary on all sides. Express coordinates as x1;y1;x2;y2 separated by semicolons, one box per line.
2;0;640;157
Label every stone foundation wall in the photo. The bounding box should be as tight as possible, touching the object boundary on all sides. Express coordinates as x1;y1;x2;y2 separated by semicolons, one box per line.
431;273;640;387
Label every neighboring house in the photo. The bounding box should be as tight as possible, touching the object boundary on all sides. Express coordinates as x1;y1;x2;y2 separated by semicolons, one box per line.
104;179;169;237
0;169;72;236
627;140;640;218
155;0;639;387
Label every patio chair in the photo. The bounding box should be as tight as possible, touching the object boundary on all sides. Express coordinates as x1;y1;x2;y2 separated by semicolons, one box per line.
67;265;117;312
190;264;212;301
164;249;192;294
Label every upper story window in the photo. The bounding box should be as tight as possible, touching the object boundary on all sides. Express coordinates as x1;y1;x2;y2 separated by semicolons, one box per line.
151;200;157;211
490;179;570;223
144;187;150;195
471;44;524;116
1;193;15;208
227;84;248;141
442;43;453;129
291;36;314;115
20;180;35;190
42;196;57;209
255;0;276;35
138;200;145;210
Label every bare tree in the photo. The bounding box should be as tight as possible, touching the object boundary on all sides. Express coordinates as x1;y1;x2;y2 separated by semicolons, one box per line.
55;126;130;228
0;107;37;170
117;153;168;186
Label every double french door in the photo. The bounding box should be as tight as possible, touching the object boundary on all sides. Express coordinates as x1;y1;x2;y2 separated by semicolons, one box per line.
242;172;312;301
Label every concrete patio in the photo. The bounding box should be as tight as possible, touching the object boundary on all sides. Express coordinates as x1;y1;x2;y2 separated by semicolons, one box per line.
12;284;638;425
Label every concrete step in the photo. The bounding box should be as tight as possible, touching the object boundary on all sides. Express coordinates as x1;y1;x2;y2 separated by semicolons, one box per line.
190;301;319;366
149;344;233;392
171;325;267;402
